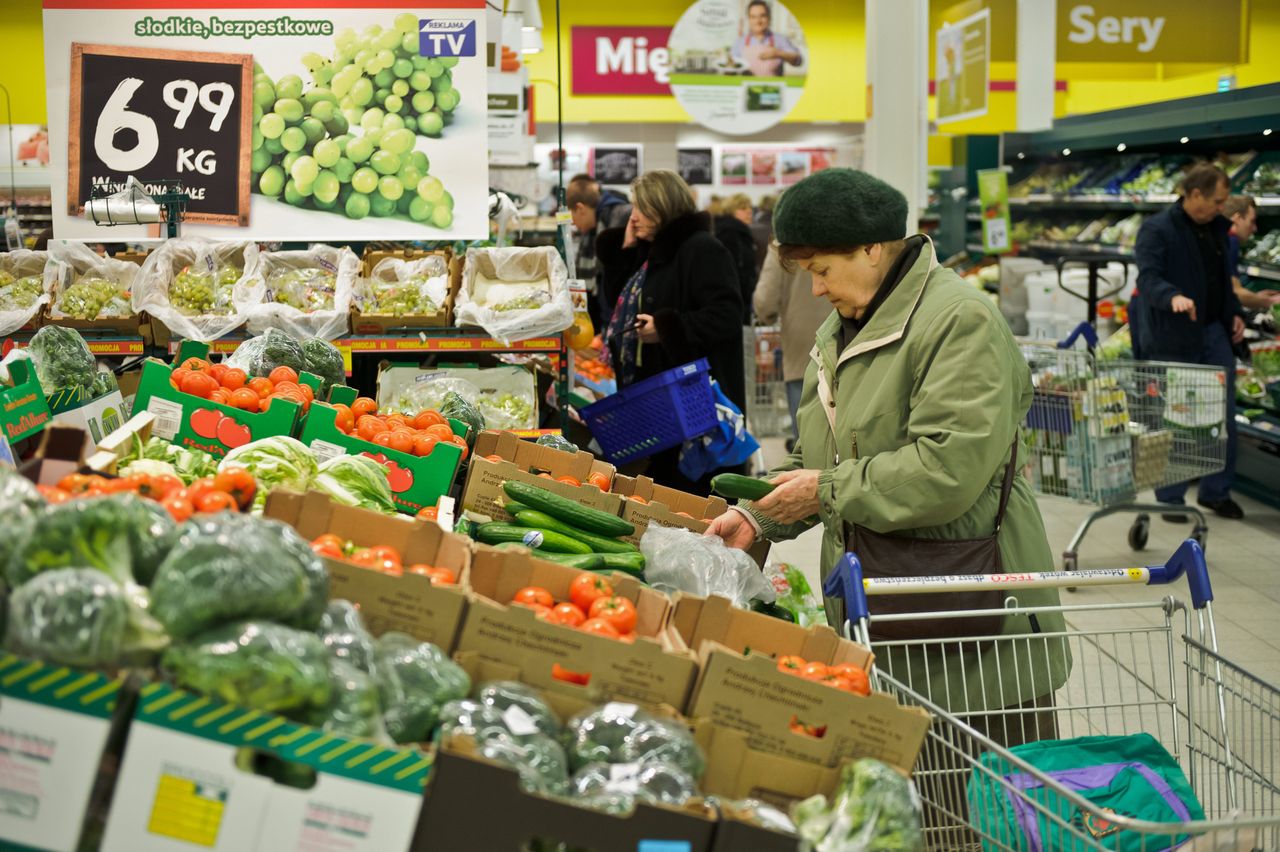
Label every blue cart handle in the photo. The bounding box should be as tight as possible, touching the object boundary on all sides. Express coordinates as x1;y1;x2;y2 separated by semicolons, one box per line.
824;553;871;622
1057;321;1099;351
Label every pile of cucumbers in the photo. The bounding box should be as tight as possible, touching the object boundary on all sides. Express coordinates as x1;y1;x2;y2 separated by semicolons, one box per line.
474;481;645;578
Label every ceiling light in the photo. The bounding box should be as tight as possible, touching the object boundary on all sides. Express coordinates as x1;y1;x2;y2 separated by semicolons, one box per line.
1062;148;1071;156
1179;136;1189;144
1265;128;1273;136
1116;143;1126;152
1017;152;1026;160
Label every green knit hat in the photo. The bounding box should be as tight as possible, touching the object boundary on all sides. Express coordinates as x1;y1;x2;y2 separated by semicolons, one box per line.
773;169;909;247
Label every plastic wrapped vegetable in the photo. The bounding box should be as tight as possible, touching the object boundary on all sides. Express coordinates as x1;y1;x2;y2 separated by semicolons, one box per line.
316;600;378;674
440;390;483;446
218;436;318;510
269;267;337;312
163;620;331;716
617;717;705;779
374;633;470;744
301;338;345;396
764;563;828;628
5;567;167;668
238;245;357;340
359;255;449;316
571;759;700;809
314;455;396;514
0;466;46;586
44;240;137;321
225;329;308;379
439;699;517;744
0;250;50;336
6;494;178;588
26;324;97;393
640;525;776;608
535;433;578;454
563;703;651;771
149;513;324;638
475;736;572;797
792;759;922;852
133;238;256;342
272;518;330;630
476;680;561;738
311;659;388;741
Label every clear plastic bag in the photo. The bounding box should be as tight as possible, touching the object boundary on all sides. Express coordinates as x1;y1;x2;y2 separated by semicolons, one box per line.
374;632;470;744
388;371;537;431
224;328;308;378
455;247;572;344
0;466;45;584
358;254;450;316
763;562;828;628
617;717;705;779
476;680;561;738
571;759;700;809
25;324;97;393
562;703;701;779
312;659;390;742
0;250;50;336
792;758;923;852
316;600;379;675
640;525;776;608
44;241;138;321
237;245;357;340
134;237;258;342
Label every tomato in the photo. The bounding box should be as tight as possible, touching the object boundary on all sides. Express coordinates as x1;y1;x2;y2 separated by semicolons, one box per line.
329;403;354;434
248;377;273;399
180;357;210;372
299;383;315;403
312;533;346;552
413;435;438;457
551;663;591;685
514;602;552;619
271;381;301;397
425;423;454;443
229;388;260;411
537;472;554;479
410;565;457;586
194;491;238;514
146;474;183;500
351;397;378;419
450;435;468;461
117;473;150;495
161;495;195;522
386;431;414;454
206;363;228;384
556;476;581;487
587;472;610;492
170;367;192;389
484;454;503;463
588;595;637;634
219;368;247;390
58;473;94;493
357;415;388;441
628;495;648;505
413;410;445;430
830;664;870;696
569;574;614;613
180;371;219;399
800;662;831;681
512;586;554;608
37;485;71;504
214;467;256;510
385;413;409;428
209;388;232;406
367;545;403;568
185;477;218;505
416;505;439;521
268;366;299;386
579;618;621;639
777;655;807;675
547;602;587;628
350;548;400;575
372;431;395;448
312;540;344;558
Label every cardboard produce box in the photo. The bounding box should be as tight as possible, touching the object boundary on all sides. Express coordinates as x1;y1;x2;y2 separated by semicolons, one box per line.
414;737;718;852
101;683;430;852
132;341;310;459
675;595;931;774
695;720;839;809
611;473;728;546
46;380;127;453
264;489;471;649
20;422;96;487
0;655;131;852
352;251;460;333
460;429;622;522
455;547;698;709
0;357;53;443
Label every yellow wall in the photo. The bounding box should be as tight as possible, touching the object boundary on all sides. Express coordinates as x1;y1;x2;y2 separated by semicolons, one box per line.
1;0;47;124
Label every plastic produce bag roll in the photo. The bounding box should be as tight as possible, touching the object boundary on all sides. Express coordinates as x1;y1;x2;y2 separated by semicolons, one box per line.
237;244;358;340
134;237;259;342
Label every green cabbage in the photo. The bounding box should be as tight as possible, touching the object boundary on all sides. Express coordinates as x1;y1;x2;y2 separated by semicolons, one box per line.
314;455;396;514
218;436;318;509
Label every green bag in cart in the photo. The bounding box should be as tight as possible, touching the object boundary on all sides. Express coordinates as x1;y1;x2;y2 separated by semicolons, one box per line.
967;733;1205;852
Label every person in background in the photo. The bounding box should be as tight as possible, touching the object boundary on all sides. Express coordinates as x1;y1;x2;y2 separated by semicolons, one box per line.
597;170;745;492
751;194;778;268
752;243;831;448
706;195;725;218
714;194;761;321
1131;163;1246;520
1223;194;1280;310
566;174;632;326
731;0;803;77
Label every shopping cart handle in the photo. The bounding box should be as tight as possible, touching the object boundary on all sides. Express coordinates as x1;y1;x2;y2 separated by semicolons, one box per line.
825;553;871;622
1057;322;1098;350
1146;539;1214;610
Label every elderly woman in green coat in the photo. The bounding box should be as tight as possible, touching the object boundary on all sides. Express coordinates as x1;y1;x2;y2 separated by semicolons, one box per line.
709;169;1071;745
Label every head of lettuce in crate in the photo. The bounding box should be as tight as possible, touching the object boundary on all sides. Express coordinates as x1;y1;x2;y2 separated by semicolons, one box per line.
707;168;1071;738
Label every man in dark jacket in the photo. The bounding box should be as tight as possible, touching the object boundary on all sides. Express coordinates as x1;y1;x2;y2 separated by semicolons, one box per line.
1131;163;1246;519
567;174;632;326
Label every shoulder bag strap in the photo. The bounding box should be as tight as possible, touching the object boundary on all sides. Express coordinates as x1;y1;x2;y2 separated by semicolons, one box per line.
994;436;1019;534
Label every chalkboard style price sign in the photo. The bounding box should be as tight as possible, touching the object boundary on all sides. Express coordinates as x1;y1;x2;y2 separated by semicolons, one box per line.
68;43;252;226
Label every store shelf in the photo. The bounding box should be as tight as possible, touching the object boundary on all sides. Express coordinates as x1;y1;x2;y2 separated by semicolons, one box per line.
1024;240;1135;257
1244;264;1280;282
168;331;565;357
11;336;145;357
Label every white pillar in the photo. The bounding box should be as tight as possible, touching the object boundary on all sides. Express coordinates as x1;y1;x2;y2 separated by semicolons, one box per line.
863;0;929;232
1016;0;1056;131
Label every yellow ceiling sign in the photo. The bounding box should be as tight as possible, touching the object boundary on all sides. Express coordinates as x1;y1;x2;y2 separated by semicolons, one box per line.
1056;1;1248;63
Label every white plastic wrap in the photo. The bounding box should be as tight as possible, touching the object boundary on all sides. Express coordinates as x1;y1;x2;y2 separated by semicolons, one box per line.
640;525;776;608
0;250;50;336
44;241;138;321
357;254;450;316
381;366;538;430
237;244;357;340
454;246;572;344
134;237;258;342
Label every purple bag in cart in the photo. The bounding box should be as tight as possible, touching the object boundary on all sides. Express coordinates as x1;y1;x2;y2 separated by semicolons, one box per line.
968;733;1205;851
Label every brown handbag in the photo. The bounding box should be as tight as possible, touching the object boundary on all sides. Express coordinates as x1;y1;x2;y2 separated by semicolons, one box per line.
840;440;1019;642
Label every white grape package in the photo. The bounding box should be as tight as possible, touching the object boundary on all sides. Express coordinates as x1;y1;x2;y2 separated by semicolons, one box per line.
454;246;572;344
44;241;139;322
0;250;51;336
135;237;259;342
237;244;358;340
358;253;451;317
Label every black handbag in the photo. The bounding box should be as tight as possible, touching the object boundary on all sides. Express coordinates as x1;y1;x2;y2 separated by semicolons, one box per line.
840;440;1019;642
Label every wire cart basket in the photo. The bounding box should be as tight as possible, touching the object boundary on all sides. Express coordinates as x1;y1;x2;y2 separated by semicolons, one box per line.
744;324;791;438
1021;323;1228;572
825;543;1280;852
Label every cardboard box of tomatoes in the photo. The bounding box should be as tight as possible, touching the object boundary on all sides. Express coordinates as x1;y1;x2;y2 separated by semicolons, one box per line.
460;430;622;522
264;490;471;650
0;357;54;444
131;341;313;459
673;594;931;774
453;547;699;710
296;385;468;515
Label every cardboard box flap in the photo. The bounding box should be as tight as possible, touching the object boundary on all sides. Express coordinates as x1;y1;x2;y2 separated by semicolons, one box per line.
474;429;613;480
613;474;727;520
695;721;841;806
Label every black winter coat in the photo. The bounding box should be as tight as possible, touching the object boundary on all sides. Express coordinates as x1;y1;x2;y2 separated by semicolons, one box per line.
713;215;760;322
597;212;746;411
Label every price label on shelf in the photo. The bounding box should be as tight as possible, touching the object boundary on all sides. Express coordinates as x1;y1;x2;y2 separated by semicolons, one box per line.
68;44;252;226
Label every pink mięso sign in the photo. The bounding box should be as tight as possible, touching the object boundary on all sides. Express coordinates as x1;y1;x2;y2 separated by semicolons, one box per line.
571;26;672;95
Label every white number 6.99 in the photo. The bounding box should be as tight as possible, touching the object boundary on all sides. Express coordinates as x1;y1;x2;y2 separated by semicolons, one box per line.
94;77;159;172
163;80;234;132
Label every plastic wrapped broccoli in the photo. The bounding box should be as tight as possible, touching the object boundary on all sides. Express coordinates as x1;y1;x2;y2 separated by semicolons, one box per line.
310;659;388;741
572;759;700;809
474;736;573;797
476;680;561;738
301;338;345;396
563;704;704;779
316;600;379;675
26;325;97;393
225;329;309;379
375;633;470;744
0;466;46;586
792;759;922;852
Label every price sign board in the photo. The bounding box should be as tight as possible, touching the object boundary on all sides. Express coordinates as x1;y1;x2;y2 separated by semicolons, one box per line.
67;43;252;226
977;168;1012;255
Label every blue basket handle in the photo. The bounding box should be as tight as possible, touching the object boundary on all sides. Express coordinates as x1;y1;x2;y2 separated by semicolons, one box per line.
1145;539;1214;610
824;552;870;623
1057;322;1098;351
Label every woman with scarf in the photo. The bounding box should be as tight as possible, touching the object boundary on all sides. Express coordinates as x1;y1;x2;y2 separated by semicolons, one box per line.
596;170;746;493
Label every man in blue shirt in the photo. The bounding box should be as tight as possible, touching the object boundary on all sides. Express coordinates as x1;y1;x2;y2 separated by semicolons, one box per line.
731;1;802;77
1223;194;1280;310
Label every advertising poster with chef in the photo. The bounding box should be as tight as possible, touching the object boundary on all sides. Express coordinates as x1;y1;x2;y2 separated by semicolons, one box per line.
42;1;488;241
667;0;807;135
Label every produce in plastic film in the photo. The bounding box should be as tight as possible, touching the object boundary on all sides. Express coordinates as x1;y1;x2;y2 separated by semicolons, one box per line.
314;454;396;514
56;273;131;320
268;266;338;313
26;324;98;392
360;272;442;315
440;389;484;441
311;658;387;740
393;378;533;432
571;759;700;809
562;703;651;770
149;513;324;638
712;798;797;836
474;736;572;796
225;329;309;379
163;620;332;716
535;433;578;454
170;264;241;316
316;600;379;674
0;466;46;585
218;436;319;509
763;563;828;628
617;717;706;779
272;517;331;630
374;632;470;744
0;251;49;335
792;758;923;852
491;290;549;312
302;338;345;395
476;680;561;738
5;567;167;668
0;271;43;312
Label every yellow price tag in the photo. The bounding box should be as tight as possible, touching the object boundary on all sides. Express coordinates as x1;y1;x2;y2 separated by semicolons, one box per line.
335;341;353;375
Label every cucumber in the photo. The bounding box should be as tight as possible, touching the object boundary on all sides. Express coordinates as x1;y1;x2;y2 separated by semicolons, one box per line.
750;599;796;623
531;551;606;570
513;510;639;554
711;473;775;501
501;501;533;516
503;480;634;537
597;551;646;577
474;523;593;554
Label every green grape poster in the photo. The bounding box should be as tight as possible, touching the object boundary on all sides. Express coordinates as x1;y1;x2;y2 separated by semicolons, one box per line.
43;1;488;241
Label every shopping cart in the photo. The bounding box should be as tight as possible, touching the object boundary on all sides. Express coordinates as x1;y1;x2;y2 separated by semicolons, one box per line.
1021;322;1228;572
824;543;1280;851
743;324;791;439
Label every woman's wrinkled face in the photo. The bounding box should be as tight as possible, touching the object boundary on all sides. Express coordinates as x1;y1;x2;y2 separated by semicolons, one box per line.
630;206;659;241
799;245;885;319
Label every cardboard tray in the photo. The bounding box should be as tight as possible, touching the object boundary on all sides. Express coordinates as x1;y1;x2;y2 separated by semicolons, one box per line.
460;429;621;522
351;252;461;332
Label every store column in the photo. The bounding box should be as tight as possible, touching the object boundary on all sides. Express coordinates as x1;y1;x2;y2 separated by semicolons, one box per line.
1016;0;1056;131
863;0;929;230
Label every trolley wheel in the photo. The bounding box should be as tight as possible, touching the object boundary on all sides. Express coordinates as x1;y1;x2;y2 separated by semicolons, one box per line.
1127;515;1150;551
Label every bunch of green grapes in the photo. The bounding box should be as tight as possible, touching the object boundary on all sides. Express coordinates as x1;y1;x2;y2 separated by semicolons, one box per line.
362;272;441;316
170;264;240;317
492;291;549;312
0;271;43;312
248;15;460;228
267;267;338;313
56;274;130;320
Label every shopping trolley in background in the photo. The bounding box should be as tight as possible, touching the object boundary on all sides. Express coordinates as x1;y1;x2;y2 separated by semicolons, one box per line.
825;543;1280;851
743;324;791;439
1020;323;1228;572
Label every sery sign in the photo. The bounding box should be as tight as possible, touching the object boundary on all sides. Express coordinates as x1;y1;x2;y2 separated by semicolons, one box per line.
1057;1;1247;63
571;26;671;95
